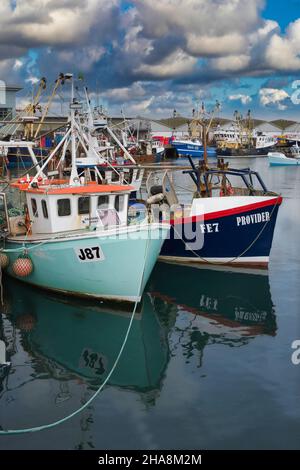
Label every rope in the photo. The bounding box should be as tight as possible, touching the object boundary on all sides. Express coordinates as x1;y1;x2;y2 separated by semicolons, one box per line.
172;194;282;266
0;225;152;435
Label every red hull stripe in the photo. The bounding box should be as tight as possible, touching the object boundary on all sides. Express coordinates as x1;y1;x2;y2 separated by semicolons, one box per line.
171;196;282;225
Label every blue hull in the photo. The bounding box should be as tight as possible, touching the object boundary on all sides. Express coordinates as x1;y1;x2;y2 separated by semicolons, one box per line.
160;200;281;267
172;142;217;158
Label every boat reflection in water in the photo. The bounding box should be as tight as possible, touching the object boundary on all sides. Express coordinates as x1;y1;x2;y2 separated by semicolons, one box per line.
0;266;277;447
1;278;169;401
1;264;277;394
148;263;277;364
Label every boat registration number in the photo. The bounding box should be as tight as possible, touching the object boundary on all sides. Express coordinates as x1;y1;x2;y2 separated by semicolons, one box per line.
75;245;105;263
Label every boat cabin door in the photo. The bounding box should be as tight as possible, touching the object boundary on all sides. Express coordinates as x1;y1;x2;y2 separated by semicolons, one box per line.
0;193;10;237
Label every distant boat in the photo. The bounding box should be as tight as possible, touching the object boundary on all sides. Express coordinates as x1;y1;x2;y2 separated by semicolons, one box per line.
214;111;277;157
172;139;217;158
268;152;300;166
269;146;300;166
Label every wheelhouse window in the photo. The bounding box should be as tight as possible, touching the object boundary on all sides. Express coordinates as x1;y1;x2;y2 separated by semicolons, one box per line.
98;195;109;208
31;198;38;217
78;197;90;215
57;199;71;217
41;200;48;219
115;195;125;212
111;171;120;182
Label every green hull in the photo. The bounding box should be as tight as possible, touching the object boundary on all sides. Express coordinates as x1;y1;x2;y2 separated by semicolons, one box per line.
4;224;169;302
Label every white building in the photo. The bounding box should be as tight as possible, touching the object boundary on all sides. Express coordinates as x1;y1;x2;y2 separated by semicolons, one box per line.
284;122;300;140
252;121;282;137
0;84;22;121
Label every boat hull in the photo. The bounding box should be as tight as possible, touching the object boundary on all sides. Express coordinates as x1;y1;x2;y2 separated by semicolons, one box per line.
268;153;300;166
217;146;273;157
172;142;217;158
4;224;169;303
160;196;282;269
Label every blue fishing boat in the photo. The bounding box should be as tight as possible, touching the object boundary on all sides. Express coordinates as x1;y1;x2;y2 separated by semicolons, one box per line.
172;139;217;158
146;157;282;269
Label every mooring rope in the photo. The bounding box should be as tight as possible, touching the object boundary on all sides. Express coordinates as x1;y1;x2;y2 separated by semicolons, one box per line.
0;225;153;435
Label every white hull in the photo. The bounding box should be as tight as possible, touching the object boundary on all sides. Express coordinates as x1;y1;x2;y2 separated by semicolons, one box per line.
268;152;300;166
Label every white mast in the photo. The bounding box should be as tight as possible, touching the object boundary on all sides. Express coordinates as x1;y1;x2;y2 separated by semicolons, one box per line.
68;74;80;186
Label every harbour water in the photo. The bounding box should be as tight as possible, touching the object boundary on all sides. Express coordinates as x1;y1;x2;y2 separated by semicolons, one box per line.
1;157;300;450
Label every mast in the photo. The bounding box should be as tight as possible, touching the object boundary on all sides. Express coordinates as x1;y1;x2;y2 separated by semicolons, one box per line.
69;74;80;186
34;73;65;139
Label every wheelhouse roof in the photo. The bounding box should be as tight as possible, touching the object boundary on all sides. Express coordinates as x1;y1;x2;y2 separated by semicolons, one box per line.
11;179;134;195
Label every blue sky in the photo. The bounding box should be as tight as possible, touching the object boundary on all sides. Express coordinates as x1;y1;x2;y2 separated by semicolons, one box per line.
263;0;299;28
1;0;300;119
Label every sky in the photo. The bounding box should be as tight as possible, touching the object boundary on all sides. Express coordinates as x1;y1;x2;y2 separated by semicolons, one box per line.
1;0;300;119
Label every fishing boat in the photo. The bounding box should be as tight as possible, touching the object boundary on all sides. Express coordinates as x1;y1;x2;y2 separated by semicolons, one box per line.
215;111;277;157
268;149;300;166
145;157;282;269
0;76;69;170
268;152;300;166
0;80;169;303
216;138;276;157
172;139;217;158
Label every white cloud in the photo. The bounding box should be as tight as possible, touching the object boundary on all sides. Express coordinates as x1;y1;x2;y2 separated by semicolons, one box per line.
13;59;23;70
134;0;264;42
211;54;251;72
58;46;105;71
126;96;155;114
136;49;197;79
25;76;40;85
0;0;119;46
186;33;247;57
0;0;299;118
102;82;146;102
259;88;290;109
229;94;252;105
266;19;300;71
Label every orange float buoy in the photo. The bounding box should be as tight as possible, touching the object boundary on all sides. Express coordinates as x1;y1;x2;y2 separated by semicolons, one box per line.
16;314;36;332
0;253;9;269
12;255;34;278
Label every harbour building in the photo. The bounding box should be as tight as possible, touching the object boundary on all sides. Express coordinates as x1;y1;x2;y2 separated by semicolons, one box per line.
0;83;22;121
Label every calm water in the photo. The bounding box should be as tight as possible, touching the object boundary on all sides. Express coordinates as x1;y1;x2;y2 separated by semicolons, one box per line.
1;157;300;450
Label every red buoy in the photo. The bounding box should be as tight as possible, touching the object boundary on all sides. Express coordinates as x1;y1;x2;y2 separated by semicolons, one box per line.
12;255;34;278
